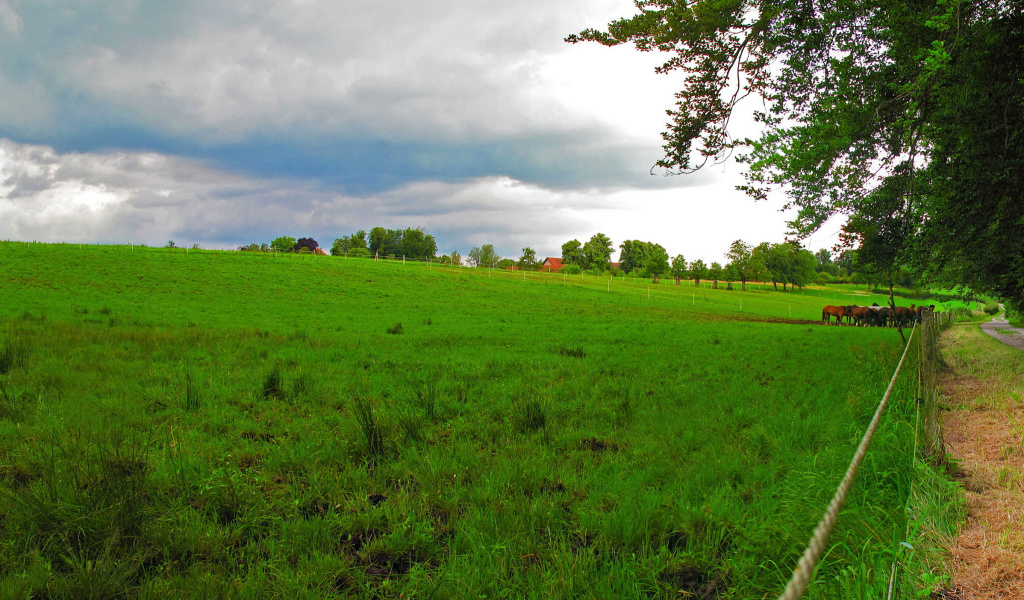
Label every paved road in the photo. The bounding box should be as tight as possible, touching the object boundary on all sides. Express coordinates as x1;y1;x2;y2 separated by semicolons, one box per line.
980;305;1024;351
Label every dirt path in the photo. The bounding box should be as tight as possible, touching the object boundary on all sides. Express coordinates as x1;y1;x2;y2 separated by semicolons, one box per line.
941;318;1024;599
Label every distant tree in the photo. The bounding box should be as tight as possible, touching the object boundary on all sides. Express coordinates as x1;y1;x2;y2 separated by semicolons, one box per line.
450;251;462;266
271;236;296;253
723;263;739;289
349;247;370;258
583;233;614;271
788;246;818;290
295;237;319;253
368;227;387;256
618;239;649;274
561;239;584;266
690;259;708;288
835;249;856;277
331;237;351;256
726;240;760;291
518;247;538;269
708;262;723;289
670;254;687;285
756;243;788;291
399;227;436;259
642;244;670;283
497;258;515;269
166;240;177;249
814;248;832;273
468;244;500;268
332;230;368;256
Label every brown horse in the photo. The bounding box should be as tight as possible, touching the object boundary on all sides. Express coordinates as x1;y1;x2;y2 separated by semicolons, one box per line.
876;306;893;327
851;306;878;326
894;304;916;327
841;306;855;324
822;305;846;325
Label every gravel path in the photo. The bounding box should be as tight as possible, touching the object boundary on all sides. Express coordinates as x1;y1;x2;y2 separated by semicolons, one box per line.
979;306;1024;351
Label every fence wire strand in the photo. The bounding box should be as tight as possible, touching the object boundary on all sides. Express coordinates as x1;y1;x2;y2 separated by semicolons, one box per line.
778;324;918;600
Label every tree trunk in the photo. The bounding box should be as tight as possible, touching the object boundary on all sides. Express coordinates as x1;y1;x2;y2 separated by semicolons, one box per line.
653;273;659;284
889;271;906;345
740;278;746;292
772;281;778;291
675;276;680;285
712;280;718;289
694;279;700;287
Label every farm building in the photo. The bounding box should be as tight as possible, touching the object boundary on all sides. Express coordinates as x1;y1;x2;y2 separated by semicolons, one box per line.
541;257;565;272
540;258;621;272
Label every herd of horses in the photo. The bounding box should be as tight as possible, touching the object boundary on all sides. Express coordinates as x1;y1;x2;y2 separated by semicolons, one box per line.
821;303;936;327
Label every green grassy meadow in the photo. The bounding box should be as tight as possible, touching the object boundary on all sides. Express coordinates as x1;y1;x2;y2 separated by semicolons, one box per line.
0;243;957;598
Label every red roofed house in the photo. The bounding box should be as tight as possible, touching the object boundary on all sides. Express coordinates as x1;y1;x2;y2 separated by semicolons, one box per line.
541;258;621;273
541;257;564;272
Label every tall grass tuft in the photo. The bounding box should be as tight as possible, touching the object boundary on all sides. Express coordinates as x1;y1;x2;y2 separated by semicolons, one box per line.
353;396;385;457
515;398;547;433
417;379;438;421
262;367;285;399
398;410;425;444
0;335;29;375
386;322;404;335
556;344;586;358
183;362;202;411
292;372;311;397
615;386;634;427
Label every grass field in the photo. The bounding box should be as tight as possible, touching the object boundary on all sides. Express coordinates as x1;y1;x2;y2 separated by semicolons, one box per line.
0;243;959;598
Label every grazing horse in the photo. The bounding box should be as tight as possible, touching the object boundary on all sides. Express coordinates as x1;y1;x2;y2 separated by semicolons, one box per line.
843;306;856;324
851;306;878;327
894;304;916;327
876;306;893;327
822;305;846;325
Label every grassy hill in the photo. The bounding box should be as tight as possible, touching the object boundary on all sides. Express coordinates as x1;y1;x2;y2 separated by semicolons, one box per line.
0;243;954;598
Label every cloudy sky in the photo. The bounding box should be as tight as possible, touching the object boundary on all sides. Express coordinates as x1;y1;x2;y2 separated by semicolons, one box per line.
0;0;842;262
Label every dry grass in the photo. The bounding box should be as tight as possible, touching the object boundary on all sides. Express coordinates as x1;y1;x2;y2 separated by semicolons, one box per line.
940;325;1024;599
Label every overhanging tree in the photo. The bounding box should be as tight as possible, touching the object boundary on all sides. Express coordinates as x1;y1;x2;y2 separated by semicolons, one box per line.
569;1;1024;307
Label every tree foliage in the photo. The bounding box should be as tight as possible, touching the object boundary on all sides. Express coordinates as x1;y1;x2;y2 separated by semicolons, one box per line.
689;259;707;287
294;238;319;253
271;236;296;253
468;244;500;268
341;227;435;259
582;233;615;271
725;240;760;291
561;240;584;267
570;1;1024;306
518;247;538;269
642;244;670;282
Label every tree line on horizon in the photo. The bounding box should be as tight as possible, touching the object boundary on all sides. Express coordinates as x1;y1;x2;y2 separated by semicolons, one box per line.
237;227;925;293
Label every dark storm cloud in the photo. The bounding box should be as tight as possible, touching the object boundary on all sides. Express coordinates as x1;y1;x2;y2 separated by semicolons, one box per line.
0;0;673;192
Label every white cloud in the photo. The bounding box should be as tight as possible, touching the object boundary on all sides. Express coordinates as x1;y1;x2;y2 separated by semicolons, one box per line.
0;139;843;261
0;2;20;35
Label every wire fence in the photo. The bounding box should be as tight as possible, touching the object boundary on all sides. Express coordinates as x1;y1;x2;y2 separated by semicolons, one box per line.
918;309;955;461
777;308;957;599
